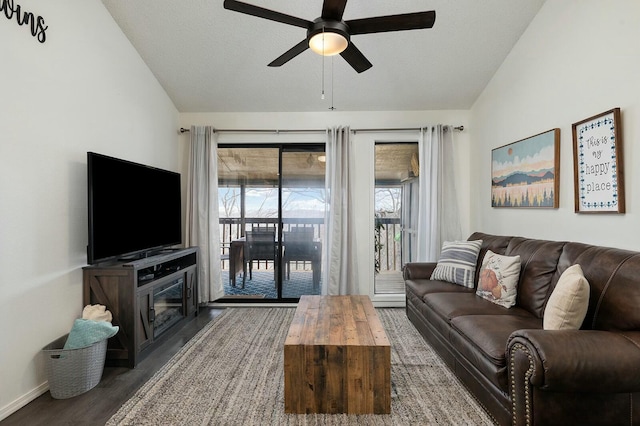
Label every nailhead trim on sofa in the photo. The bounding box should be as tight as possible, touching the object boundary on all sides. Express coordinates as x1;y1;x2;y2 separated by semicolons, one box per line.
510;342;534;426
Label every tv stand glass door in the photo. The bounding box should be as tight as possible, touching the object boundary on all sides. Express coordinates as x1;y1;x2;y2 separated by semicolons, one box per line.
152;276;184;338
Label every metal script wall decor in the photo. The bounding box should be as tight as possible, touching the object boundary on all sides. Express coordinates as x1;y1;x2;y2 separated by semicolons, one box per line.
1;0;48;43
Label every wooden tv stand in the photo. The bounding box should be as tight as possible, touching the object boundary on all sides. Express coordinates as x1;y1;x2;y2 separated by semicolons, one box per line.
82;247;198;368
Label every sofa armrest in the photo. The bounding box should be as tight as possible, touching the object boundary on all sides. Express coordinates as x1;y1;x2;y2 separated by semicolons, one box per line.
508;329;640;393
508;330;640;426
403;262;437;280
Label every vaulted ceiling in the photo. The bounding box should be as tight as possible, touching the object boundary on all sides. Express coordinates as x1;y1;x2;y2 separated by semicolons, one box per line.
101;0;546;113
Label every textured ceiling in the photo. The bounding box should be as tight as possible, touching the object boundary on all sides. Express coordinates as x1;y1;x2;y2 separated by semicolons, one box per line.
101;0;546;113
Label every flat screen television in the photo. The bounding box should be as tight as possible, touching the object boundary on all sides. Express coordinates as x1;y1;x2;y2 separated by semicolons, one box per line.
87;152;182;264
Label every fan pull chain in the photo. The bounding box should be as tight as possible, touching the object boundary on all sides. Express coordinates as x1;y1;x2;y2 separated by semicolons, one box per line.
329;55;335;110
321;26;325;100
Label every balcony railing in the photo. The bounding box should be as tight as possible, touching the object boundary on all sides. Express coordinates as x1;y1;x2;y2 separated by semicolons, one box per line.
219;218;324;272
220;217;402;274
375;217;402;273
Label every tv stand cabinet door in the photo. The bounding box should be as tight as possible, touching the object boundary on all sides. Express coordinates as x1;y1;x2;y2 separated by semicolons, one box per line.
83;268;135;368
184;267;198;317
136;287;154;354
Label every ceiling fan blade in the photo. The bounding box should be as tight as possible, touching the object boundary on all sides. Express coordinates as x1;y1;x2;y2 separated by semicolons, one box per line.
223;0;311;29
347;11;436;35
321;0;348;20
340;42;372;73
268;39;309;67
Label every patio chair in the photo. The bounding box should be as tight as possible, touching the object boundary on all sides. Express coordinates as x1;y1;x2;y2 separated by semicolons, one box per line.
283;228;319;286
243;230;277;288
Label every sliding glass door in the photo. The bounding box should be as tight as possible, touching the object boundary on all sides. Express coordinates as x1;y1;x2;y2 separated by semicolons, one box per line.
281;148;326;298
374;142;419;295
217;144;325;301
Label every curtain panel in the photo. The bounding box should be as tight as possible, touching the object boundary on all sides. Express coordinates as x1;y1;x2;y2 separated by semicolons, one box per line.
185;126;224;302
323;126;359;295
416;125;462;262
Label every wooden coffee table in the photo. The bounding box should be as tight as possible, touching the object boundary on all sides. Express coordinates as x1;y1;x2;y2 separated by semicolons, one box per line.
284;295;391;414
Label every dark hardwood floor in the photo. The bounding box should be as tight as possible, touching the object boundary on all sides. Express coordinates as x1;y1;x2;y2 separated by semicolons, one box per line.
2;307;223;426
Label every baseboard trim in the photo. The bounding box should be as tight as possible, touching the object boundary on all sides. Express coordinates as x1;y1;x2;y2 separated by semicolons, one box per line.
370;296;406;308
0;382;49;421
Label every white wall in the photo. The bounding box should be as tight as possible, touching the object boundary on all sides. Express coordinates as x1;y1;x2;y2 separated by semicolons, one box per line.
179;111;472;304
470;0;640;250
0;0;179;419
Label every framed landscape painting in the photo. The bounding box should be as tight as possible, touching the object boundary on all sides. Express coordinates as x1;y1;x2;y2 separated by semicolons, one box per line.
491;129;560;208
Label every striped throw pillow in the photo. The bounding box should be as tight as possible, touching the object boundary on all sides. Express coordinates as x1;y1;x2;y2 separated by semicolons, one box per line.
430;240;483;288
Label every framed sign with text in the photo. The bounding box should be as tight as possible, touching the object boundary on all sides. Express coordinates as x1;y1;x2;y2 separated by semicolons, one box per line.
572;108;625;213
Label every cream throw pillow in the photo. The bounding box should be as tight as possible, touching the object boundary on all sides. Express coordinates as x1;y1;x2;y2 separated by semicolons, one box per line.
544;264;590;330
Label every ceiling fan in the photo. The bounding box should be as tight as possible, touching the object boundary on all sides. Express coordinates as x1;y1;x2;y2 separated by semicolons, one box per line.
223;0;436;73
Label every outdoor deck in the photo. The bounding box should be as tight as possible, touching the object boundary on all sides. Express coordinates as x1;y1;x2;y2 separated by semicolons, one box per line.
218;217;405;300
221;269;320;299
221;268;403;300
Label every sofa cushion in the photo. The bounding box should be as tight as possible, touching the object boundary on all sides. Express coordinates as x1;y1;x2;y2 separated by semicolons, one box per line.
405;278;475;300
559;243;640;332
506;237;565;318
468;232;513;284
450;314;542;389
476;250;521;308
422;293;524;344
423;292;534;321
451;314;540;364
544;264;590;330
430;240;483;288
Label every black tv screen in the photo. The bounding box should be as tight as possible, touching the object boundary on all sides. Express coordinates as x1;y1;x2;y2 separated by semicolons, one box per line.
87;152;182;264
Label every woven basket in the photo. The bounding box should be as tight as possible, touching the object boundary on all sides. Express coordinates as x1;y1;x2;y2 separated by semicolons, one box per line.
42;334;108;399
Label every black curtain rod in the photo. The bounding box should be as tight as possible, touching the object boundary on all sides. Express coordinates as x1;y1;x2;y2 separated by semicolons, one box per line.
179;126;464;134
352;126;464;133
179;128;324;134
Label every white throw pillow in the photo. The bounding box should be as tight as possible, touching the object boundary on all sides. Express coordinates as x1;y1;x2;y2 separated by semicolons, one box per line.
475;250;521;308
543;264;590;330
430;240;483;288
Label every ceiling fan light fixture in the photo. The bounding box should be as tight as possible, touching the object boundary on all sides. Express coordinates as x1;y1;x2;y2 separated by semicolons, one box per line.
224;0;435;73
307;19;350;57
308;31;348;56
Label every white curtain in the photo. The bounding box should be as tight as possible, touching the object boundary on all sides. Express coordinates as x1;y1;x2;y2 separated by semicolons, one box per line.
185;126;224;302
401;179;420;263
415;125;462;261
323;126;359;295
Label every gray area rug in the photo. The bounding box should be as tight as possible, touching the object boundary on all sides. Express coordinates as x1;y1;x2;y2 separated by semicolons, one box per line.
107;308;494;425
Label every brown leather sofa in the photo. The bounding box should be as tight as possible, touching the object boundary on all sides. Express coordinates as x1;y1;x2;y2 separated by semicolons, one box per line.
404;232;640;426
